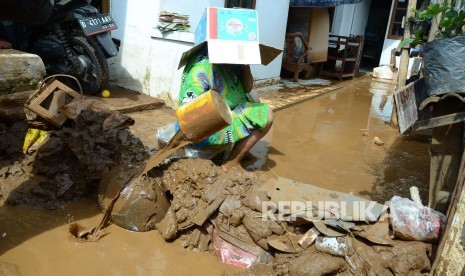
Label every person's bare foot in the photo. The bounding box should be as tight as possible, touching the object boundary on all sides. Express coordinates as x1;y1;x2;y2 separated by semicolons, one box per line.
221;163;257;179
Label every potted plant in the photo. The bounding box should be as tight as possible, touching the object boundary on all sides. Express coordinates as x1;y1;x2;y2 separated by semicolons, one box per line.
400;2;465;96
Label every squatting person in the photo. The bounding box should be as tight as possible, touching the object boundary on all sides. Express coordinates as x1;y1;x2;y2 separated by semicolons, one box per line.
177;45;273;174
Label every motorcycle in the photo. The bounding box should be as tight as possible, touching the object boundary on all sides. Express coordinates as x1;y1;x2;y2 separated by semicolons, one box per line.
0;0;118;95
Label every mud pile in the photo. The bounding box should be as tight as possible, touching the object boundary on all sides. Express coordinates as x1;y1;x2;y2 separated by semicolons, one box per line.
0;100;148;208
0;99;435;275
137;158;433;275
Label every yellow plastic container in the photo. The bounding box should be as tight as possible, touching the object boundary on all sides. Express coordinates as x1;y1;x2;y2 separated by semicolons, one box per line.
175;90;233;143
23;128;49;154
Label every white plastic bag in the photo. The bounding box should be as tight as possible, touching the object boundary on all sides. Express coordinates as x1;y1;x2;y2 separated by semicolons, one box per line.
390;195;445;242
156;123;176;149
156;123;233;160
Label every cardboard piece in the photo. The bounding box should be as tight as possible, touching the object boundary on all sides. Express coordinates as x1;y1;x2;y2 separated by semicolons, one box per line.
267;234;303;253
190;196;225;226
263;177;387;222
178;7;281;69
313;221;347;237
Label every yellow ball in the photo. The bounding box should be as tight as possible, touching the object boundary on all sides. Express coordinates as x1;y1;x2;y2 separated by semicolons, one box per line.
101;90;110;98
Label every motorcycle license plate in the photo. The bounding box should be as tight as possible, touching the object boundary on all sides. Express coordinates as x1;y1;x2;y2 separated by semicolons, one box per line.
78;14;117;36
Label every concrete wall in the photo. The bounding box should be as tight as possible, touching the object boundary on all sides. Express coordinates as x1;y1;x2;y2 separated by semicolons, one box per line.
109;0;289;108
109;0;160;95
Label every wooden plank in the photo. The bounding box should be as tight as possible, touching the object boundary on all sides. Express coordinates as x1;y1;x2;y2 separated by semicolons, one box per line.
429;101;463;210
326;56;356;62
412;111;465;131
393;77;429;133
328;40;359;47
432;136;465;274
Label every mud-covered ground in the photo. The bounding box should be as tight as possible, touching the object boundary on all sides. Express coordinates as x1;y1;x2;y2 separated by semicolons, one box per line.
0;78;436;275
0;100;148;208
131;157;433;275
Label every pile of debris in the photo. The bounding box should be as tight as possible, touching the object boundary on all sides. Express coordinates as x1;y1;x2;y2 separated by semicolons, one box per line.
111;157;440;275
0;99;148;208
158;11;190;33
0;83;444;274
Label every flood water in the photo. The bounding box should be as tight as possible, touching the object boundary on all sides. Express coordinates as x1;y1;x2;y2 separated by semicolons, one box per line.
0;196;241;275
0;77;431;275
250;76;430;203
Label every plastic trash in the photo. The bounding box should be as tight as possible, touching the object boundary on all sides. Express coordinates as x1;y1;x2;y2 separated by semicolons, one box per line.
212;228;260;268
184;145;229;160
423;36;465;95
390;195;445;242
156;122;231;159
372;136;384;146
315;236;352;257
156;123;176;149
372;65;395;80
23;128;49;154
298;227;320;249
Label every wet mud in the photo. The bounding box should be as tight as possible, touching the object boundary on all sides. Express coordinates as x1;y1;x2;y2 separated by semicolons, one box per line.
0;100;148;209
98;131;189;233
108;157;433;276
0;78;434;275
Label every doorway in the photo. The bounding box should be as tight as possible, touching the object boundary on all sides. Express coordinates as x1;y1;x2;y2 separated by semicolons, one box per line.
360;0;393;69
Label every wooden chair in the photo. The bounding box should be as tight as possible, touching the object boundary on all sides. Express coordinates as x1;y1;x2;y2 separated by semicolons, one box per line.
319;35;362;80
281;33;313;82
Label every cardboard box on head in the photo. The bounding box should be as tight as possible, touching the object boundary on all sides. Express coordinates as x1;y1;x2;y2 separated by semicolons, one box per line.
178;7;282;69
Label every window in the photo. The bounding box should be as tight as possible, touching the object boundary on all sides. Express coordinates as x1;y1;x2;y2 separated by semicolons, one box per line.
225;0;256;9
387;0;407;40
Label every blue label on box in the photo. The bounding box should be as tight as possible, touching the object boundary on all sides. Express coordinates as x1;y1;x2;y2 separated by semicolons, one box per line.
216;9;258;42
195;9;208;45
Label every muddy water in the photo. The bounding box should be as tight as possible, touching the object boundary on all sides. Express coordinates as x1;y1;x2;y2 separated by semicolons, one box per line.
250;77;430;203
0;196;240;275
0;76;431;275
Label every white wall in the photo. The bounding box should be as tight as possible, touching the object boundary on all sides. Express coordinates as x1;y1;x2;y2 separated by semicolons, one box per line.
332;5;352;35
109;0;289;108
152;0;223;106
252;0;290;80
350;0;371;36
160;0;224;32
380;0;399;66
109;0;161;94
375;0;415;76
332;0;370;37
332;0;409;70
380;39;399;65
